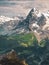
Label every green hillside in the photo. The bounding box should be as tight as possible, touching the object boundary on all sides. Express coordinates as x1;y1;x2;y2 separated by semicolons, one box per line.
0;33;49;65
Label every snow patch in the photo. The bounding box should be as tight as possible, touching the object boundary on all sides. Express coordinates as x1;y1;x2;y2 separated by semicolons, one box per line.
0;16;20;24
32;23;39;28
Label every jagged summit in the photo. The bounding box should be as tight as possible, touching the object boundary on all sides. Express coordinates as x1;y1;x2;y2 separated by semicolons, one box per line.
25;8;38;26
29;8;36;13
0;8;49;39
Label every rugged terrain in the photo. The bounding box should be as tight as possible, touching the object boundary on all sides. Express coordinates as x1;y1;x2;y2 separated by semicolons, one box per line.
0;32;49;65
0;8;49;41
0;49;28;65
0;8;49;65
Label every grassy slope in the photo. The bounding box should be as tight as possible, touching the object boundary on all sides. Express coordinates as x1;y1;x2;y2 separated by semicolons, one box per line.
0;33;38;55
0;33;49;65
0;32;46;52
7;33;38;47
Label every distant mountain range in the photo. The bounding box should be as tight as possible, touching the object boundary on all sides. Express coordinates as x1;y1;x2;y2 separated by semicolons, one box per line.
0;8;49;41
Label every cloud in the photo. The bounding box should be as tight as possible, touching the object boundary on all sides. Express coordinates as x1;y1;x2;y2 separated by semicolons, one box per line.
0;0;49;17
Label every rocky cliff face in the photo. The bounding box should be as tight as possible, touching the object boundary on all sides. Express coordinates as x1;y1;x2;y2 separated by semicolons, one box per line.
0;49;28;65
0;8;49;41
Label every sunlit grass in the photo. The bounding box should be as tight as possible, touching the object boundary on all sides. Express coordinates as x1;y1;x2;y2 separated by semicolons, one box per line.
7;33;37;47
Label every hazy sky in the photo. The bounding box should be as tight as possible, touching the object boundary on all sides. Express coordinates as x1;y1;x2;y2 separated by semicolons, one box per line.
0;0;49;17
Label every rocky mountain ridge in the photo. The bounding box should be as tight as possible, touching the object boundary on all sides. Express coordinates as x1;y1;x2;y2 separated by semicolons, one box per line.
0;8;49;41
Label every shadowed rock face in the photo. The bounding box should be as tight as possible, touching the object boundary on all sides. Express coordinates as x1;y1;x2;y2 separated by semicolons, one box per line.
0;8;49;41
0;50;28;65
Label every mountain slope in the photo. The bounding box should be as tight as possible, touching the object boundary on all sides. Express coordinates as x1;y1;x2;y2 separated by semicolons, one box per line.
0;8;49;41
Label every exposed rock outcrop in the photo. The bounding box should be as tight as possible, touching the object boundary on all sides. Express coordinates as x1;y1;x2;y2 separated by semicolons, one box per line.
0;49;28;65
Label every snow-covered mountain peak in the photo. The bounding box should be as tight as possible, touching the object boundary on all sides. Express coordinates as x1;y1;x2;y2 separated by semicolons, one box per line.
0;16;20;24
0;8;49;36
